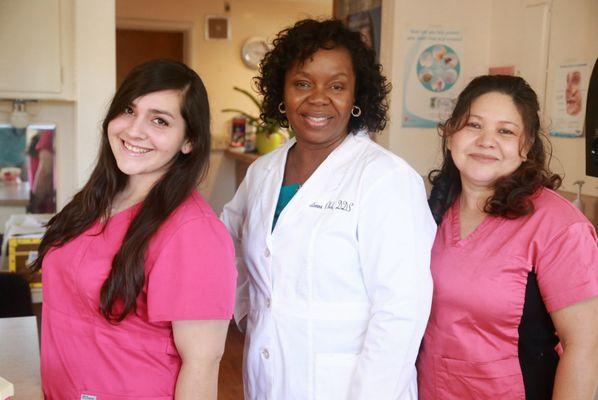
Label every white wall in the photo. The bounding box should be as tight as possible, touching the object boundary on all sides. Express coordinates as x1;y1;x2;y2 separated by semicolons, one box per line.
381;0;597;200
115;0;332;212
489;0;551;107
0;0;115;209
73;0;117;190
544;0;598;197
380;0;493;176
477;0;597;197
54;0;116;207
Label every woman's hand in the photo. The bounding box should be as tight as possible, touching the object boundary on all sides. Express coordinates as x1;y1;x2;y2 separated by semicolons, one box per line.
172;320;230;400
551;297;598;400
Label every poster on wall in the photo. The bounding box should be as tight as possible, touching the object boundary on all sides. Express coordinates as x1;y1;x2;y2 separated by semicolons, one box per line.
489;65;515;76
401;27;464;128
550;61;591;138
334;0;381;61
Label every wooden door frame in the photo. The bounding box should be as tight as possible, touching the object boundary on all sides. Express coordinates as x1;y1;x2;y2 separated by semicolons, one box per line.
115;18;195;67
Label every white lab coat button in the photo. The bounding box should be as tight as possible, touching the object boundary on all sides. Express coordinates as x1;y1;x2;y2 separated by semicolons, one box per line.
264;248;271;257
261;349;270;359
266;298;271;308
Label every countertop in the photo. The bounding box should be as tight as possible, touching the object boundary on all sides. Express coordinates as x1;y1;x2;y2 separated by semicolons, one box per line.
0;316;42;399
0;181;29;207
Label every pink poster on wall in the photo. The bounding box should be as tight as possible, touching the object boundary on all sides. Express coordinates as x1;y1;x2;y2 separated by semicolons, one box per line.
489;66;515;76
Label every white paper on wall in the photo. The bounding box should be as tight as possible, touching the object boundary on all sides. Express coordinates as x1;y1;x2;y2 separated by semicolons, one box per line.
550;61;591;138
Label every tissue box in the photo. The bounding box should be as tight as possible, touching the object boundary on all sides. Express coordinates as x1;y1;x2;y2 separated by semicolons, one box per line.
7;237;42;288
0;376;14;400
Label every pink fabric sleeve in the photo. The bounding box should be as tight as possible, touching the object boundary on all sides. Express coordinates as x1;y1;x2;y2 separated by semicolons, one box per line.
146;217;237;322
35;130;54;153
536;222;598;312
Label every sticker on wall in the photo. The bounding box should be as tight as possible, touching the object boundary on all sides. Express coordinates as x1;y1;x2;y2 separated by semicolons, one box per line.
550;61;591;138
401;28;464;128
489;65;515;76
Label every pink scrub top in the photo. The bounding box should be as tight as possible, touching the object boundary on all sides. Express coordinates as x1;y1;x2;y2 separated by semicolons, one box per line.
41;191;237;399
417;188;598;399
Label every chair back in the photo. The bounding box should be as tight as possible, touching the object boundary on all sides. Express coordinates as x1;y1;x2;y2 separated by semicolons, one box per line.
0;272;33;318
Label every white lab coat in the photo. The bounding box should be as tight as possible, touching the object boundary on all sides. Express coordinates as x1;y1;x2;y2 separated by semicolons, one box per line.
221;132;436;400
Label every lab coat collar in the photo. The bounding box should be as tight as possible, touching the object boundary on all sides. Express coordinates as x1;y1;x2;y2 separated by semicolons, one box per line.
259;132;367;237
261;131;367;172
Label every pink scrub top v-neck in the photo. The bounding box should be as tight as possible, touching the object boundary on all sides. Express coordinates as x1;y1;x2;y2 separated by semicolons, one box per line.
41;192;237;399
417;188;598;399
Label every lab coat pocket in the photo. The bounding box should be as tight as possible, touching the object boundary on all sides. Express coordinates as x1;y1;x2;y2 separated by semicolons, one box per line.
434;356;525;399
314;353;359;400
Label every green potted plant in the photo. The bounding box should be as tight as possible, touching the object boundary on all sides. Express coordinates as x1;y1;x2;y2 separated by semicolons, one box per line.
222;86;289;154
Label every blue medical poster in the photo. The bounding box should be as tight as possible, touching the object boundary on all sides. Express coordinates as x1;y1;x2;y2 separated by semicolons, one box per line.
401;28;464;128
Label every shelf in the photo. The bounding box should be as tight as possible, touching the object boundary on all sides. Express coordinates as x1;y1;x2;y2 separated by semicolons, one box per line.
224;149;260;164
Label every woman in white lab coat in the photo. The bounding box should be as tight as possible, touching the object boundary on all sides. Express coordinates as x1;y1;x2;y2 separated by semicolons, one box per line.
222;19;436;400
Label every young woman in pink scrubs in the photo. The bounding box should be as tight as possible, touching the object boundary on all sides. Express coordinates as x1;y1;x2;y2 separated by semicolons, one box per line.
32;59;237;399
418;75;598;399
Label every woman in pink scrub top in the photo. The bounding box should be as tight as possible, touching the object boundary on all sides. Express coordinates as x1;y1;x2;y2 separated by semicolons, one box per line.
32;60;237;399
418;75;598;399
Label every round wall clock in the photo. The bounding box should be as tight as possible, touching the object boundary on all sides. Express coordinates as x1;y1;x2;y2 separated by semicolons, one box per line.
241;37;270;70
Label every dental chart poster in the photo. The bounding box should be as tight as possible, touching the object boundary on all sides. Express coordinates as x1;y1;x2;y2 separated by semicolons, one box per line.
401;28;464;128
550;62;590;138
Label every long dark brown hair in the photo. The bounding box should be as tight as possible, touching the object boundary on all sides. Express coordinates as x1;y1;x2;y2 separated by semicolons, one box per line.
428;75;561;224
31;59;212;322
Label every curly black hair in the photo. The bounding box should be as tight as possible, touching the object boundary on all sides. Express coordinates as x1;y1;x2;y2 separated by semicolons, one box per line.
428;75;562;224
255;18;390;134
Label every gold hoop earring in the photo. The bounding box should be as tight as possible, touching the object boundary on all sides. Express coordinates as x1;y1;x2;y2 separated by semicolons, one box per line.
278;102;286;114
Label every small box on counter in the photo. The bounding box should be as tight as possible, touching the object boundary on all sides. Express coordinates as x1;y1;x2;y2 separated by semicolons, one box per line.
8;237;42;288
229;117;247;152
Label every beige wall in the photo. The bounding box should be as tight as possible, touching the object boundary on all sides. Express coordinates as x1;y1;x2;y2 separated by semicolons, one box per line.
115;0;332;212
380;0;493;176
544;0;598;197
73;0;117;190
382;0;597;204
490;0;598;198
10;1;595;214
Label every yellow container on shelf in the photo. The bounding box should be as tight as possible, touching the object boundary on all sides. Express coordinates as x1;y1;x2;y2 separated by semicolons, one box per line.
8;237;42;288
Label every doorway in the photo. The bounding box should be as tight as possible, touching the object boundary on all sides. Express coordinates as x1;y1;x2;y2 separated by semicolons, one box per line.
116;29;184;86
115;19;194;86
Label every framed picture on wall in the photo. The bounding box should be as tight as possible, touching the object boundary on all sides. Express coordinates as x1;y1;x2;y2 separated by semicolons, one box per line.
334;0;382;61
205;15;230;40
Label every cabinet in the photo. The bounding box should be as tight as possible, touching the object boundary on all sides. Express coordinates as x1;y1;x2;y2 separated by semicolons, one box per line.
0;0;72;99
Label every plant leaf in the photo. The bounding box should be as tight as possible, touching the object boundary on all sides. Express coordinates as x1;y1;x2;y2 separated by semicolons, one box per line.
232;86;263;112
221;109;258;123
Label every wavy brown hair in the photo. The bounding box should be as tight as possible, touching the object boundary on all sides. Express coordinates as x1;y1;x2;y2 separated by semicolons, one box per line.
428;75;561;224
256;18;391;134
31;59;211;322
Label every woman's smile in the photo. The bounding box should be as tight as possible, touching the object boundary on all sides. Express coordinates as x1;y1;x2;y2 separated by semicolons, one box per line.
301;113;334;129
468;152;499;162
122;139;152;155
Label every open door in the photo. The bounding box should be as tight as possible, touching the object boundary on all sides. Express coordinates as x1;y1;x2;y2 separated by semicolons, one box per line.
116;29;184;87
